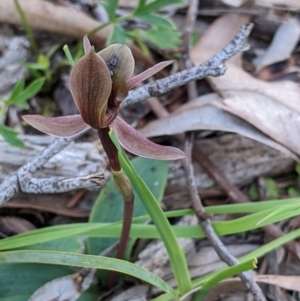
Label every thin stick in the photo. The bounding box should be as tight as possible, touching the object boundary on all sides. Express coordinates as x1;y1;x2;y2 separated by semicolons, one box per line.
182;0;198;100
181;4;265;299
182;133;266;301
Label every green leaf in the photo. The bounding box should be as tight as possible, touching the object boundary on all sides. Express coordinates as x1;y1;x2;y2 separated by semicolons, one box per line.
25;55;50;71
133;0;147;15
0;250;178;300
263;177;280;199
288;187;300;197
295;163;300;176
63;44;75;67
99;0;119;20
0;263;73;301
249;182;259;201
7;79;25;104
0;238;96;301
106;24;127;45
1;198;300;252
153;228;300;301
109;130;192;294
135;0;183;16
37;54;50;69
136;13;176;28
88;157;168;256
0;124;24;147
194;259;257;301
18;78;45;104
141;27;181;49
18;238;83;252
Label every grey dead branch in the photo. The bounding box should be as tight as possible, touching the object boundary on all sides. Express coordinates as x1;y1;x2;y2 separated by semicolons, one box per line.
1;133;294;194
0;135;106;181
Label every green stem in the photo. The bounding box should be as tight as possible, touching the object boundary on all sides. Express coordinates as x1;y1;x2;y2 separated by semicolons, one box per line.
0;100;9;119
13;0;38;55
88;14;133;38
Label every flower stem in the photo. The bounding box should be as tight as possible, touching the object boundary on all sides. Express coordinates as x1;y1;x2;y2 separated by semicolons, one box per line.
98;128;134;288
108;195;134;288
98;128;121;171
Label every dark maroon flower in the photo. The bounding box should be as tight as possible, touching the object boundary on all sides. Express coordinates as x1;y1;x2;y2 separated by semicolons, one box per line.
23;37;185;160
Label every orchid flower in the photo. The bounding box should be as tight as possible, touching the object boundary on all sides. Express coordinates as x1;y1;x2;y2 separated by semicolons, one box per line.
23;37;185;171
22;37;186;284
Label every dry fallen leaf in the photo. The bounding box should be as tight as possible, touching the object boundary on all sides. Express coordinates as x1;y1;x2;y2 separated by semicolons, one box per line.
0;216;35;236
220;0;300;10
140;93;298;160
255;17;300;70
0;0;152;64
255;0;300;9
213;91;300;156
28;270;95;301
190;12;300;158
0;0;110;46
4;193;90;218
203;275;300;301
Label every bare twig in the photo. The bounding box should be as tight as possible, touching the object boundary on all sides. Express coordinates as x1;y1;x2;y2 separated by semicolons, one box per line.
20;173;105;194
0;24;253;206
0;138;70;205
179;6;265;299
182;133;266;301
122;23;253;108
182;0;199;100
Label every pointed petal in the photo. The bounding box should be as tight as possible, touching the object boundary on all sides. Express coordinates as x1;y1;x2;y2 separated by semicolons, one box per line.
22;115;90;137
83;35;92;54
127;60;174;90
70;47;111;129
111;116;185;160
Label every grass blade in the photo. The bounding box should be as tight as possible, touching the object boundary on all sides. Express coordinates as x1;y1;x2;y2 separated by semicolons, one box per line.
194;259;257;301
0;250;178;300
109;130;192;294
